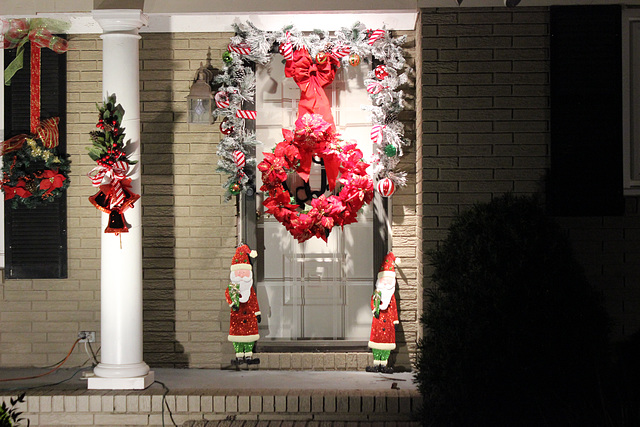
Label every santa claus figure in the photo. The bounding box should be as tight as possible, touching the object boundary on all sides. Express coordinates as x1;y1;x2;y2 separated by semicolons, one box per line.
225;244;261;365
366;252;399;373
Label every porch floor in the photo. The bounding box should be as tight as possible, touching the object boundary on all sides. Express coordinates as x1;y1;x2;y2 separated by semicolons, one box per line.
0;368;421;426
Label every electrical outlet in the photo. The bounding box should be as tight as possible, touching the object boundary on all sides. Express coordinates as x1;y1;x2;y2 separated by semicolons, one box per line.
78;331;95;343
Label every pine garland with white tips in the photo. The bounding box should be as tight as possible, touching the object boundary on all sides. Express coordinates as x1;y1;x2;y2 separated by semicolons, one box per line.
214;20;413;199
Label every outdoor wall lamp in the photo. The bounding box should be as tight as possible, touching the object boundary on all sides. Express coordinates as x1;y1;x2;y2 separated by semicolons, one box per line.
187;62;214;124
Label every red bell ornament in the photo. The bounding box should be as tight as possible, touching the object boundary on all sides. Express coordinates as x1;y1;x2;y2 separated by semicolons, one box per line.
377;177;396;197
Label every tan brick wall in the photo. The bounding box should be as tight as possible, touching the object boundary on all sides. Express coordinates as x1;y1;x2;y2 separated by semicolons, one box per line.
390;30;420;370
0;29;420;370
0;34;102;368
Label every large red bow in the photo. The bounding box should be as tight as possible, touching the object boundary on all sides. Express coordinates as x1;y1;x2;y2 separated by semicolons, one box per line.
285;48;339;132
88;161;131;209
2;18;69;85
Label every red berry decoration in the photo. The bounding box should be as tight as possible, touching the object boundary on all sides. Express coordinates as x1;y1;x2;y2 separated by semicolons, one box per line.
375;65;388;80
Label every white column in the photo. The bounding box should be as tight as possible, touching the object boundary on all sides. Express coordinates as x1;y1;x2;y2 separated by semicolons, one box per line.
88;9;154;390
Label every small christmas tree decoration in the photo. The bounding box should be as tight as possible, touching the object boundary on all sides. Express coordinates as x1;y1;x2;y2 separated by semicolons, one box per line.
375;65;388;80
315;51;328;64
384;143;397;157
233;150;246;168
222;51;233;64
348;52;361;66
87;94;140;235
376;177;396;197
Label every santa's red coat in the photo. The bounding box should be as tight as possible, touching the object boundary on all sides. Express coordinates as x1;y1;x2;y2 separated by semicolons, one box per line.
368;294;398;351
225;286;261;343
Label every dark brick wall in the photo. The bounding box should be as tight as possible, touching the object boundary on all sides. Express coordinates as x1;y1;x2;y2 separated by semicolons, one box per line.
421;7;640;340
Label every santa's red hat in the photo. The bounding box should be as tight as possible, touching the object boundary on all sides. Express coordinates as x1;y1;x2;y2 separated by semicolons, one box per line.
230;244;258;271
378;252;397;279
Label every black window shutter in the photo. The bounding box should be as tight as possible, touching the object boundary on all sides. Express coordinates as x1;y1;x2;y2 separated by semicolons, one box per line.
549;5;624;216
4;42;68;279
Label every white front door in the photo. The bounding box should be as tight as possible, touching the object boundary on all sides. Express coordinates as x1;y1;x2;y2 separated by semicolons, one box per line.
254;57;376;342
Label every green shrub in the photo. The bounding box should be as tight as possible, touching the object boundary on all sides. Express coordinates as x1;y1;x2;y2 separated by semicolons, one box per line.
415;194;610;427
0;393;29;427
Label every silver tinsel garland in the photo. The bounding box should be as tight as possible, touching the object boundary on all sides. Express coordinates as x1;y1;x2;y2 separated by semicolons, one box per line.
214;20;412;200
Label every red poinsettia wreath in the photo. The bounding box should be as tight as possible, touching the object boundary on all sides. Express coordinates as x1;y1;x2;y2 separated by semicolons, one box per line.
258;113;374;243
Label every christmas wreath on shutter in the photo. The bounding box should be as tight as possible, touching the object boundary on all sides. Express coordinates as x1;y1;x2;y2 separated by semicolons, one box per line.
1;18;71;208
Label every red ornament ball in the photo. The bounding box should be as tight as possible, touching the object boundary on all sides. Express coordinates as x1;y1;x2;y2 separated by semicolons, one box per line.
315;51;328;64
375;65;388;80
220;118;234;135
376;177;396;197
233;150;246;168
348;53;361;67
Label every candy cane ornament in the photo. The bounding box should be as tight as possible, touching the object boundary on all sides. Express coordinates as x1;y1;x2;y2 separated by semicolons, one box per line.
331;45;350;60
279;31;294;61
215;91;230;109
368;29;386;45
371;125;385;145
236;110;257;120
228;43;251;55
367;81;384;95
233;150;246;169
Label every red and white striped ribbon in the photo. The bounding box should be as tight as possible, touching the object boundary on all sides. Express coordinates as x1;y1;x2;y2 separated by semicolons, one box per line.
88;161;129;209
377;177;396;197
233;150;246;168
368;29;386;45
331;45;350;59
228;43;251;55
236;110;257;120
215;91;230;109
371;125;385;145
367;81;384;95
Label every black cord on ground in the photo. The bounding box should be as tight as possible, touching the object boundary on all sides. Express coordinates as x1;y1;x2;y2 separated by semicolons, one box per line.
153;380;177;427
0;365;91;393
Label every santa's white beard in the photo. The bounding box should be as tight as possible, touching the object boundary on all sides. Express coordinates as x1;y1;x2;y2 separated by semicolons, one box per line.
376;283;395;310
231;274;253;302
